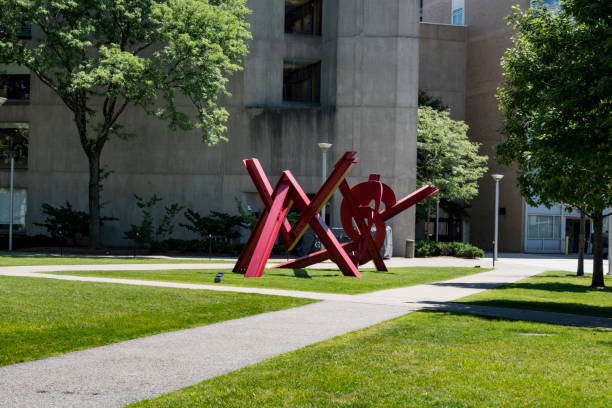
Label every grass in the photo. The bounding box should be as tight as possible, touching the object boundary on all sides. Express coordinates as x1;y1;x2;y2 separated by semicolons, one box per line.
0;276;314;366
457;271;612;317
131;311;612;408
46;266;487;294
0;255;234;266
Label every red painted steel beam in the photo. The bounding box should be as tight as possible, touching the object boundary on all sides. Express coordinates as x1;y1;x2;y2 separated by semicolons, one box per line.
244;181;291;278
380;185;439;222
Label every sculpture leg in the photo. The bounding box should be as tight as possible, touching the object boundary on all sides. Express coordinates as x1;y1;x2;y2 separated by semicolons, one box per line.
245;182;291;278
233;208;269;273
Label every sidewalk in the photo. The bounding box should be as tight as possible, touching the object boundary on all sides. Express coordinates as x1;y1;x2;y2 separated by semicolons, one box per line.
0;256;608;407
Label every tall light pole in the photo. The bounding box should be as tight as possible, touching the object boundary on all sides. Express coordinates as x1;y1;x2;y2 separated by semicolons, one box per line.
317;142;332;223
608;214;612;275
491;174;504;264
0;97;11;252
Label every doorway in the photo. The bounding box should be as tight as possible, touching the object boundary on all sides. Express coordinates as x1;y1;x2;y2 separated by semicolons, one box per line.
565;218;591;253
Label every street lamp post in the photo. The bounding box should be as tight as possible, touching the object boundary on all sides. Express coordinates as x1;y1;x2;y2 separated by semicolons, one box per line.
317;142;332;223
491;174;504;265
608;215;612;275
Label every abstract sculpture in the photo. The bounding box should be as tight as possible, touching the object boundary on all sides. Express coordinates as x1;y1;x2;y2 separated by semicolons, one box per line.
233;151;438;278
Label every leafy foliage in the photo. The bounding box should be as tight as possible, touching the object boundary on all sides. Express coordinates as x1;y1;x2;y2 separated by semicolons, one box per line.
34;201;116;245
417;106;488;236
180;209;244;240
415;239;484;259
0;0;251;247
124;195;184;245
496;0;611;286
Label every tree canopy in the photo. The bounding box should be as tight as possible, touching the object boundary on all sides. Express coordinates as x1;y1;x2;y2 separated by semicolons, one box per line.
417;106;488;203
417;105;488;238
0;0;251;247
496;0;611;287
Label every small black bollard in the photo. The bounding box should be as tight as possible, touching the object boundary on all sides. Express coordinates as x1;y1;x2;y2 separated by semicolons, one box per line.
214;271;225;283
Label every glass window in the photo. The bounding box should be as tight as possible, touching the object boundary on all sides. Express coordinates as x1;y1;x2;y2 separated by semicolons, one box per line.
0;123;29;168
451;0;464;25
528;215;561;239
531;0;560;9
0;74;30;101
0;64;30;101
0;188;27;228
283;59;321;104
285;0;323;35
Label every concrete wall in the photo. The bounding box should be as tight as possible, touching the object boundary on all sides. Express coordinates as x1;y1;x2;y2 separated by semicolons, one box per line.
463;0;529;252
324;0;421;255
0;0;422;255
418;23;467;120
422;0;452;24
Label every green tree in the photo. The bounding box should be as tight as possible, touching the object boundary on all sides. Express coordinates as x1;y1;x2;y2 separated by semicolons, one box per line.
496;0;611;287
417;106;488;238
0;0;251;247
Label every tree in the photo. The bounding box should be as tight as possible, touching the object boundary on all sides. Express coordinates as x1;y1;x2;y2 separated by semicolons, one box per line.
496;0;611;287
417;106;488;238
0;0;251;247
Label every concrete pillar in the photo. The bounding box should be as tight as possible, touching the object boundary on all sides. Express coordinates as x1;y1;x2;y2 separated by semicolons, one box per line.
323;0;421;256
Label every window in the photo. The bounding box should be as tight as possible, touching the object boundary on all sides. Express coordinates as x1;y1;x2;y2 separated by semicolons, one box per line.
0;123;29;168
0;64;30;101
528;215;561;240
531;0;560;9
451;0;464;25
285;0;322;36
283;59;321;104
0;188;27;231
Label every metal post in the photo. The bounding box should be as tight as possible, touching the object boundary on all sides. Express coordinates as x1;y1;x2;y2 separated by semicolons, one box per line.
435;200;439;242
608;215;612;275
317;142;332;223
491;174;504;263
8;156;14;251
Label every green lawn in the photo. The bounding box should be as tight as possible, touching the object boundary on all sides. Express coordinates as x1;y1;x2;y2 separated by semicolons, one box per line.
457;271;612;317
131;311;612;408
0;276;314;366
0;255;234;266
46;266;487;294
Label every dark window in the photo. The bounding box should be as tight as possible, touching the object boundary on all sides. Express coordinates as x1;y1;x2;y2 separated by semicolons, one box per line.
285;0;322;35
0;74;30;101
0;124;29;168
16;24;32;39
283;59;321;104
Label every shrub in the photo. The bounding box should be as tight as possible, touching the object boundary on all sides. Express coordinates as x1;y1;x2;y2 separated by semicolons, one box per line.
180;209;244;241
124;195;184;246
34;201;116;245
415;239;484;259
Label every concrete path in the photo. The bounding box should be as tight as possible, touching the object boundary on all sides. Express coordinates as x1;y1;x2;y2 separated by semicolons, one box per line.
423;302;612;329
0;255;606;407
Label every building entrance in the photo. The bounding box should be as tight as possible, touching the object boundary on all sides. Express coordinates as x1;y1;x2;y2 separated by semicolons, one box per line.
565;218;591;254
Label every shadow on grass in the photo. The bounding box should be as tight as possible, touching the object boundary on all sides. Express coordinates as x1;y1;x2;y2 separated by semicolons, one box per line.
293;269;311;279
457;299;612;319
502;282;611;294
418;306;612;328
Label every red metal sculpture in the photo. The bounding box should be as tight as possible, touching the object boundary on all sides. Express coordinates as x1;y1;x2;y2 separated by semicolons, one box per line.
233;151;438;278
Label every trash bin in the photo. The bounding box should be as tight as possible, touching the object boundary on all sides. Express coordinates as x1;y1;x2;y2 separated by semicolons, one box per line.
405;239;415;258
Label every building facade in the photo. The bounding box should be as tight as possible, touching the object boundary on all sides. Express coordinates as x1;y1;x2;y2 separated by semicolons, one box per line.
3;0;597;255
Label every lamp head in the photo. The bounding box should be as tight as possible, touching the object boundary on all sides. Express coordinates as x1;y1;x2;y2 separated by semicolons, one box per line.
0;97;6;106
491;174;504;181
317;142;332;151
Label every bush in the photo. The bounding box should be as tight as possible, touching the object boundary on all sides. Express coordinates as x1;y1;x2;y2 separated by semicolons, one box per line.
180;209;245;241
124;195;184;246
415;240;484;259
34;201;117;245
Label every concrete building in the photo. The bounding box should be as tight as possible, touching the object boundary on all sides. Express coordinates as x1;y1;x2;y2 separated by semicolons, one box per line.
2;0;595;255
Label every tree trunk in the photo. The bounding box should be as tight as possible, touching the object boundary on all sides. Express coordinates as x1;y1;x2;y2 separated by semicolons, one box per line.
88;151;102;249
577;209;585;276
591;210;605;288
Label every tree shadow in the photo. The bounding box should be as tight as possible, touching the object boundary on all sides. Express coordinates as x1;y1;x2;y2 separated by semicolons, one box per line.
502;282;611;294
456;299;612;319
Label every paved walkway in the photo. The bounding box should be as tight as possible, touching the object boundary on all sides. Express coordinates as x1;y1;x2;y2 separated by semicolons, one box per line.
0;256;608;407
